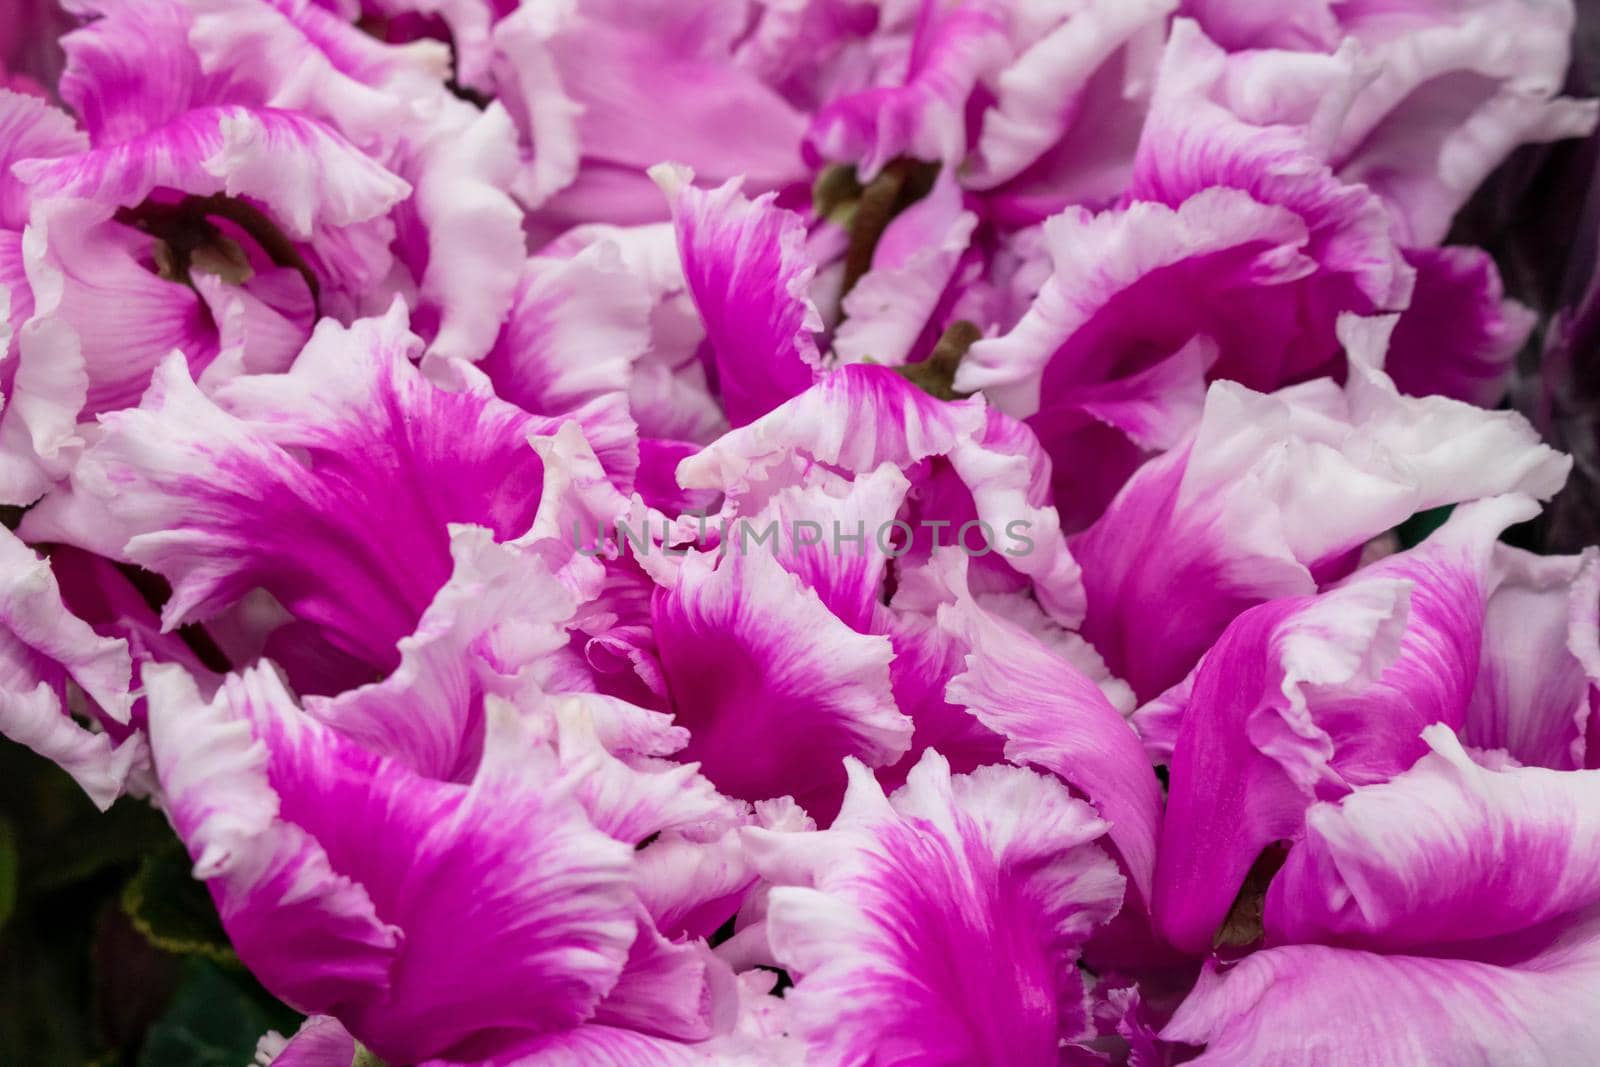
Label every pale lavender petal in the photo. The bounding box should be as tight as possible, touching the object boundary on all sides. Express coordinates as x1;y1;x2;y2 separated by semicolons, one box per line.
1163;914;1600;1065
1464;547;1600;771
1330;0;1599;246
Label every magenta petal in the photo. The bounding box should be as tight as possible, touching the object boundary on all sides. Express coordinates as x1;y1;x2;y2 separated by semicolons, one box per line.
147;666;639;1063
1153;496;1536;953
1266;725;1600;952
56;0;244;144
944;591;1162;907
651;548;908;821
24;306;551;674
658;168;823;427
1385;246;1533;407
747;752;1125;1064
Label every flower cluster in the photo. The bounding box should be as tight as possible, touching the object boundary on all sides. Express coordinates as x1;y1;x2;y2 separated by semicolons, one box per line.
2;0;1598;1064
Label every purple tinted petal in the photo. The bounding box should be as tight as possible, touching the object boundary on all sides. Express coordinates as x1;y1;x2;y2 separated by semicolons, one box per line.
660;169;822;428
1153;496;1535;953
944;591;1162;906
26;307;551;674
1163;916;1600;1065
747;753;1124;1065
0;526;137;808
651;548;907;821
148;666;639;1063
1266;726;1600;951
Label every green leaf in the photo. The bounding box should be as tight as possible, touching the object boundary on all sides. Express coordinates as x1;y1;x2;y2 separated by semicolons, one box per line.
121;844;235;965
352;1046;390;1067
138;958;299;1067
29;794;171;893
1394;504;1455;550
0;817;16;931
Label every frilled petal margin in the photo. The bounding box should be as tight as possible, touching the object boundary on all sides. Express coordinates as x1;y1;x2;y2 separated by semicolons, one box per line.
1152;495;1538;954
146;664;638;1065
746;752;1125;1066
0;526;137;808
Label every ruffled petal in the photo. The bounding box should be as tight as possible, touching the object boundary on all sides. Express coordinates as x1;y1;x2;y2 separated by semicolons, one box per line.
805;0;1009;179
0;89;85;229
15;105;410;241
147;665;639;1064
1163;912;1600;1065
651;547;908;821
24;306;552;676
1463;547;1600;771
1152;495;1536;953
0;526;137;808
967;0;1174;193
183;0;452;153
306;528;593;780
956;189;1316;417
1330;0;1600;246
0;219;87;504
943;589;1162;906
1266;725;1600;951
481;242;652;420
657;167;822;427
397;100;526;363
1069;315;1569;701
56;0;245;144
678;362;1086;622
677;363;986;499
746;752;1125;1064
24;198;216;417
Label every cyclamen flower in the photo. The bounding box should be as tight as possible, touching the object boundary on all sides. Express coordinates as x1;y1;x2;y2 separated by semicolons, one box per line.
0;1;1597;1065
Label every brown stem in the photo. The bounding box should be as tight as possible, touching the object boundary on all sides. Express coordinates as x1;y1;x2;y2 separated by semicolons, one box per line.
838;159;940;308
893;320;982;401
